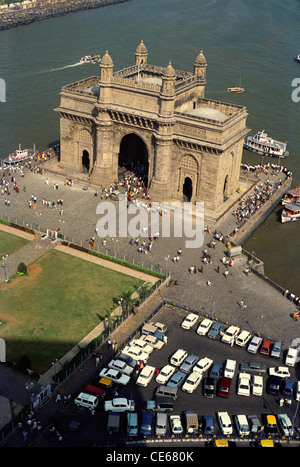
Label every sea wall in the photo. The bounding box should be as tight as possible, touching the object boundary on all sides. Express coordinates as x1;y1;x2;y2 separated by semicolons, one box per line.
0;0;133;30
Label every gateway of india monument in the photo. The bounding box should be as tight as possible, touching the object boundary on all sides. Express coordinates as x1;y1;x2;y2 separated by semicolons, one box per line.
56;40;248;212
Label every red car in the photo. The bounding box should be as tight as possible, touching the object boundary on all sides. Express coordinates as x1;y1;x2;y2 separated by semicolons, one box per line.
260;339;273;355
217;377;232;397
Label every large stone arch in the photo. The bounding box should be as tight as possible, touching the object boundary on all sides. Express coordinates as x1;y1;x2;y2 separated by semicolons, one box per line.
177;154;199;202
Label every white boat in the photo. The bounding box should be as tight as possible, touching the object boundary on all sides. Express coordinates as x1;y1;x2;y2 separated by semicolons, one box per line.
80;54;101;64
281;203;300;223
294;54;300;63
244;130;289;158
281;186;300;205
228;74;244;93
3;144;37;165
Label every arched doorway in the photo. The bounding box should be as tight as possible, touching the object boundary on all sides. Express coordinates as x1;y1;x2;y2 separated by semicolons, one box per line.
82;150;90;173
119;134;149;187
183;177;193;201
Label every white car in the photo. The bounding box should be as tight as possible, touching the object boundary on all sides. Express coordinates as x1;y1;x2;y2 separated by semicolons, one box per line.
170;415;183;434
140;334;164;350
122;346;149;362
269;366;291;378
235;415;250;436
285;347;298;367
99;368;130;385
221;325;240;344
237;372;251;396
108;359;134;376
104;397;135;412
235;330;252;347
156;365;176;384
251;375;263;396
224;359;236;379
247;335;263;354
296;381;300;401
196;318;213;335
277;413;294;437
217;411;233;435
136;365;155;387
181;313;198;330
129;338;154;355
170;349;188;367
182;371;202;393
194;357;213;374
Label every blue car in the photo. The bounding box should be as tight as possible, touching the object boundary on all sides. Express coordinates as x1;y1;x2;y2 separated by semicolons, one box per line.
202;415;215;435
210;363;223;379
283;379;294;397
167;371;186;388
140;412;154;435
207;322;223;339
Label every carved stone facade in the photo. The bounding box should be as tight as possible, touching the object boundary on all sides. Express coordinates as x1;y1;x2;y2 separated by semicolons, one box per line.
56;41;249;211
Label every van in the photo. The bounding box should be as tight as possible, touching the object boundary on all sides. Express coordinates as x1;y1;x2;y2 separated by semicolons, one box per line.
227;245;242;257
74;392;98;410
84;384;106;402
127;412;138;437
184;411;199;433
142;323;164;341
107;412;120;434
156;385;178;400
146;396;174;412
285;347;298;366
155;413;167;435
152;322;167;333
170;349;188;367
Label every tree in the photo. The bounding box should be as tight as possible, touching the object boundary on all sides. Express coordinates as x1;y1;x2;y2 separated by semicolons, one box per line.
104;307;116;332
138;281;152;301
119;290;138;317
17;262;27;275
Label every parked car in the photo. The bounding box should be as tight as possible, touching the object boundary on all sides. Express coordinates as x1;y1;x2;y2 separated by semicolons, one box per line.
122;346;149;362
127;412;138;437
196;318;213;335
180;354;199;373
217;377;232;397
142;323;165;341
151;322;167;334
210;363;223;379
207;322;224;339
285;347;298;367
140;334;164;350
237;372;251;396
155;413;167;435
108;359;134;376
264;414;278;435
217;411;233;435
107;412;120;435
140;412;154;435
99;368;130;386
169;415;183;434
268;375;282;395
247;414;263;434
247;335;262;354
181;313;198;330
156;365;176;385
269;366;290;378
296;381;300;401
104;398;135;412
118;353;138;368
260;339;273;355
182;371;202;393
183;411;199;433
282;379;294;397
129;338;154;355
203;377;215;398
221;325;240;344
270;341;282;358
136;365;155;387
202;415;215;435
277;413;294;437
224;359;236;378
167;371;186;388
170;349;188;367
234;414;250;436
251;375;263;396
239;361;266;375
194;357;213;375
235;330;251;347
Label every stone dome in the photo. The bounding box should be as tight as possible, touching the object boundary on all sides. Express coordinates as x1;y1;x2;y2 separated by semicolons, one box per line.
135;40;148;55
194;49;207;66
101;50;114;66
164;61;176;78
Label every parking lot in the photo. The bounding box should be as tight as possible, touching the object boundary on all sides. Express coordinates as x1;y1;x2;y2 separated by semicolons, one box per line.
41;305;300;447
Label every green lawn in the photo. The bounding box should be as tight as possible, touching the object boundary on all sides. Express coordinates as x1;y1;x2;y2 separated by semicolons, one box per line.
0;230;30;257
0;249;143;374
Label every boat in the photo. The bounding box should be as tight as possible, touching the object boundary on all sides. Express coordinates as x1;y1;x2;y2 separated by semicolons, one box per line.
3;144;38;165
294;54;300;63
281;203;300;223
80;54;101;64
244;130;289;158
228;74;244;93
281;186;300;205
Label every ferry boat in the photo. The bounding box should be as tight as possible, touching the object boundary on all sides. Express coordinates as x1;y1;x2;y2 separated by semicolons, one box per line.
281;203;300;223
294;53;300;63
3;145;37;165
80;54;101;64
244;130;289;158
281;186;300;205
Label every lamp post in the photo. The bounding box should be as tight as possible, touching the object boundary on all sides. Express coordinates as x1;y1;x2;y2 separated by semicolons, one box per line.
258;315;263;336
2;255;8;282
52;358;58;384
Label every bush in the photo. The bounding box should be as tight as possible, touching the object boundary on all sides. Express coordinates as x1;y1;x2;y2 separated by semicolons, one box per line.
17;262;27;275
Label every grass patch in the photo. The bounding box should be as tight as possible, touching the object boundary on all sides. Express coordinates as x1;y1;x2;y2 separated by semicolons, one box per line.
0;230;29;257
0;249;143;374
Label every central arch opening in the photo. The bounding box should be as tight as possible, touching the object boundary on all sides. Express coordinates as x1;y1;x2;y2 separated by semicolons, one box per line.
119;134;149;188
183;177;193;202
82;150;90;173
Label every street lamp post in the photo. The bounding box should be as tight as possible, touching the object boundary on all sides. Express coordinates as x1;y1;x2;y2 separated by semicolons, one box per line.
2;255;8;282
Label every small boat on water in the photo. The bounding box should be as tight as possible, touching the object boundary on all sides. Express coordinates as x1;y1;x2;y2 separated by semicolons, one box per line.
228;74;244;93
281;186;300;205
3;144;38;166
281;203;300;223
294;53;300;63
80;54;101;64
244;130;289;158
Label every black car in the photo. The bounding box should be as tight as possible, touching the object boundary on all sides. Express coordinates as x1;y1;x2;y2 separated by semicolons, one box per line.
239;361;267;375
203;377;215;398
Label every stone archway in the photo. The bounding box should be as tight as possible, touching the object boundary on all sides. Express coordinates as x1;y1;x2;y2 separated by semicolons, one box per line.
183;176;193;201
82;150;90;172
119;133;149;187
